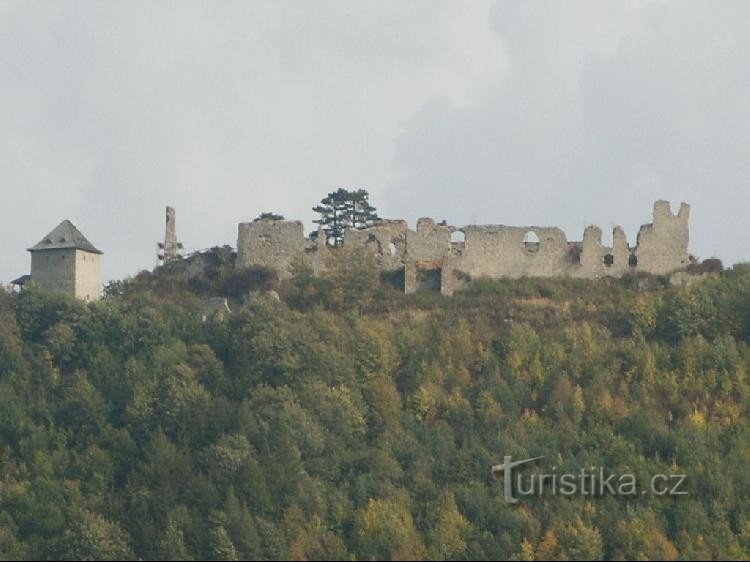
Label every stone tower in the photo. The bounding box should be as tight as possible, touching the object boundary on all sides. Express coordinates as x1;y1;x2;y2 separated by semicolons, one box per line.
27;220;102;301
158;206;182;264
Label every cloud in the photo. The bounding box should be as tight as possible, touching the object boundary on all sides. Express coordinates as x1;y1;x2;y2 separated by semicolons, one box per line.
1;1;748;286
385;0;750;262
0;0;503;283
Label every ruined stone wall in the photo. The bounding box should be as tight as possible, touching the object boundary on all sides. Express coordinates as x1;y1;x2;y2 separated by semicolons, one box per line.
308;230;330;275
234;200;691;293
342;220;407;271
406;218;452;263
237;219;306;278
162;206;179;263
573;225;635;278
633;201;690;275
455;226;570;279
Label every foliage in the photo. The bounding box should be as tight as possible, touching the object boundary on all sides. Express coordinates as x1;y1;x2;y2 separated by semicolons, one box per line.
255;212;285;222
0;265;750;560
312;188;379;247
222;266;279;300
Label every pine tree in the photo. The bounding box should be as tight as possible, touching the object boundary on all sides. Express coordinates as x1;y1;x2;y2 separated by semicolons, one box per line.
312;188;379;247
209;526;239;562
156;520;192;561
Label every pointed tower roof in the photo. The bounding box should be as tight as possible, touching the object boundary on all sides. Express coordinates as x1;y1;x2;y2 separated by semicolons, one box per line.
28;220;103;254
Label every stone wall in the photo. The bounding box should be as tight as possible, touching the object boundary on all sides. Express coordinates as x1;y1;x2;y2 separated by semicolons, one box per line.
31;248;77;296
236;219;307;278
406;218;452;263
342;220;407;271
234;200;691;294
633;201;690;275
456;225;570;279
30;248;101;301
74;250;102;302
162;206;179;263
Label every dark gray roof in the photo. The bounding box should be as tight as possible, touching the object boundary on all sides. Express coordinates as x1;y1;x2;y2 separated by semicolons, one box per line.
11;274;31;285
28;220;103;254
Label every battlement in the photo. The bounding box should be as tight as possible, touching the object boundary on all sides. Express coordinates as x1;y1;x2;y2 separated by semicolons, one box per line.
235;200;691;295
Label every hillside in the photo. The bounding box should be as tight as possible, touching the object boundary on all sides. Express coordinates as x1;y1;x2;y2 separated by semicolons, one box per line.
1;261;749;560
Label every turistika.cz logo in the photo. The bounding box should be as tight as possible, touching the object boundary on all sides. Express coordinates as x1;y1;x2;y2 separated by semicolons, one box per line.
491;456;688;504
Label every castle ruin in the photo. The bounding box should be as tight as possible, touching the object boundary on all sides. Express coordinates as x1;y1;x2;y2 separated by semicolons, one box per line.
236;200;691;295
12;200;691;302
158;206;182;264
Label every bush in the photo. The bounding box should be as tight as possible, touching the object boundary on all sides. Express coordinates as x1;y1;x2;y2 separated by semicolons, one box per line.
223;267;279;300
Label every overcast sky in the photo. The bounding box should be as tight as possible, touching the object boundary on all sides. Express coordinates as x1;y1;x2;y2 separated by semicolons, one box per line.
2;0;748;285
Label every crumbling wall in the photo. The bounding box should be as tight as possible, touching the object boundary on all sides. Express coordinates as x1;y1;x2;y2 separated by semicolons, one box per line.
634;201;690;275
405;218;452;262
236;219;306;278
578;225;604;274
611;227;632;275
456;226;570;278
162;206;179;263
440;257;455;296
401;218;452;295
343;220;407;271
574;225;634;278
234;200;691;294
307;229;330;275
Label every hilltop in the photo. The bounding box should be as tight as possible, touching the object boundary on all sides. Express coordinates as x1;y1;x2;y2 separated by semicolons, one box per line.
0;262;749;560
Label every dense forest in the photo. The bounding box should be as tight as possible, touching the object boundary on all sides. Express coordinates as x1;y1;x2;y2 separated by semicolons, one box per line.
1;253;749;560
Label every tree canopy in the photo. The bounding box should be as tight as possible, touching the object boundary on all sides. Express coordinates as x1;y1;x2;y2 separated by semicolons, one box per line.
255;212;285;222
312;188;379;247
0;263;749;560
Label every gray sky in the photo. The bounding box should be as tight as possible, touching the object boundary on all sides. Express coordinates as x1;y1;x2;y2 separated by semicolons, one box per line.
2;0;748;285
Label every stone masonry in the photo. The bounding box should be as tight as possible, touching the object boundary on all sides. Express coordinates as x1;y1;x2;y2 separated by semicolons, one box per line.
27;220;102;301
161;206;180;264
236;200;691;295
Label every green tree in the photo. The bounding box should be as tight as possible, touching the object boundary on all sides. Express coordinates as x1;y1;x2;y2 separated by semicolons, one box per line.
322;245;382;311
56;511;134;561
313;188;379;247
209;525;239;561
255;212;285;221
427;492;471;560
156;519;193;561
355;494;426;560
224;490;261;560
0;522;25;560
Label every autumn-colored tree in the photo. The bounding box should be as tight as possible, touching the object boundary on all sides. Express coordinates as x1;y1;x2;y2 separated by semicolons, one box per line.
1;264;750;560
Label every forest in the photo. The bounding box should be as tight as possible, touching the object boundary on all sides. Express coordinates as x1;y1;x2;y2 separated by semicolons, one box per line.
0;253;749;560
